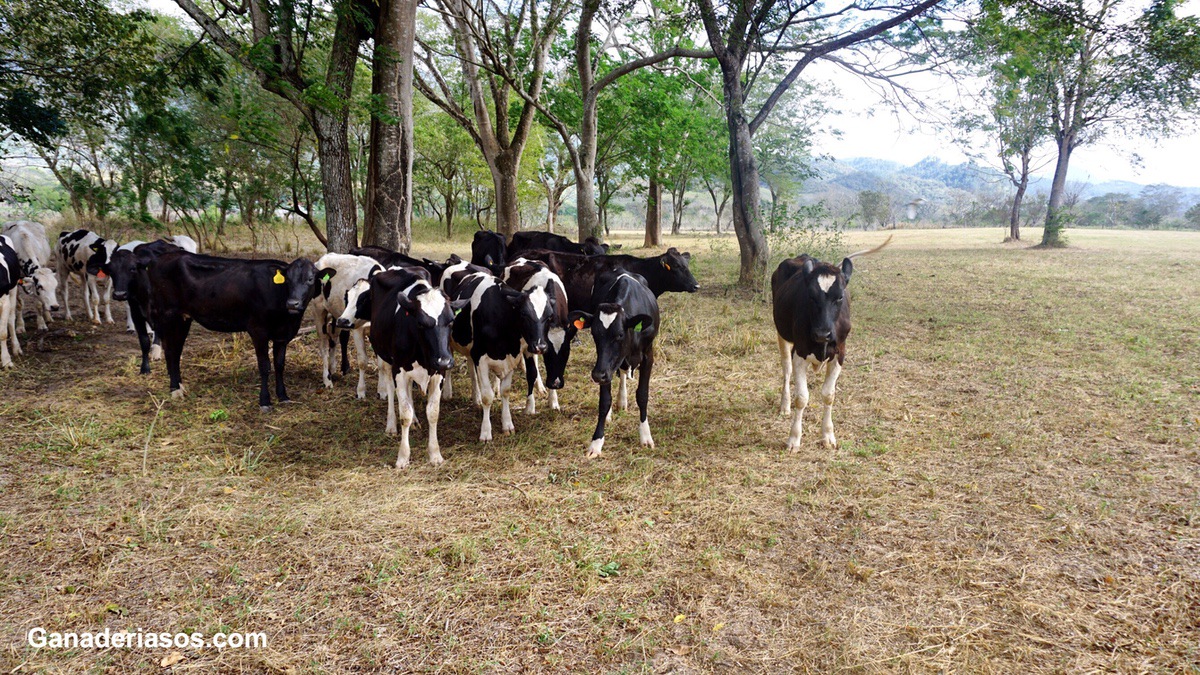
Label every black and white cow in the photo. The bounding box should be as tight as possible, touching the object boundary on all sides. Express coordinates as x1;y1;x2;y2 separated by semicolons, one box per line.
335;267;463;467
1;220;59;332
57;229;116;323
312;253;383;399
449;272;550;440
519;247;698;312
350;245;446;283
568;272;660;458
0;235;23;368
771;236;891;451
145;251;321;410
89;240;183;374
507;231;607;258
503;258;571;414
437;256;494;402
470;230;507;268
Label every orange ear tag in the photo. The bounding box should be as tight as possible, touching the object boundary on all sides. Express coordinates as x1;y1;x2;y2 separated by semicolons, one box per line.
573;318;585;330
96;271;107;279
664;263;671;271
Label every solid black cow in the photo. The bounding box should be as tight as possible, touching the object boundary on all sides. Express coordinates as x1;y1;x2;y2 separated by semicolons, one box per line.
88;239;183;374
568;271;660;459
518;247;698;312
350;245;444;283
449;272;551;441
470;230;507;268
507;231;607;259
336;267;462;467
771;236;891;451
145;251;322;410
503;258;571;414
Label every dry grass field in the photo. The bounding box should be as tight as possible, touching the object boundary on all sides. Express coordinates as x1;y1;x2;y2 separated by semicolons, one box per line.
1;227;1198;673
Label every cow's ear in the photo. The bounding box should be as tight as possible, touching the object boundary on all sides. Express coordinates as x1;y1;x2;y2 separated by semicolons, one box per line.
626;314;653;333
396;292;418;313
841;257;853;285
367;266;381;278
448;253;462;264
568;310;593;330
318;267;337;284
802;258;815;277
682;252;691;261
89;241;104;253
450;299;469;317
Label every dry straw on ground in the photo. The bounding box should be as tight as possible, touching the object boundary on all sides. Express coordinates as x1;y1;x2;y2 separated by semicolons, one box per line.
0;228;1197;673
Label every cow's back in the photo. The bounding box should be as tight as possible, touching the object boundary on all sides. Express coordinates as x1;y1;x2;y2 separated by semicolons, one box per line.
3;221;51;266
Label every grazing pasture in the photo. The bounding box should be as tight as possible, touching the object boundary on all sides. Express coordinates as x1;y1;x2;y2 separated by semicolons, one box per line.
0;229;1197;672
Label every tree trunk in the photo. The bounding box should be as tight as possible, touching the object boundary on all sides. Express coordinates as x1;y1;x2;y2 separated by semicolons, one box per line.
644;176;662;247
363;0;417;253
312;8;362;253
1042;134;1075;247
444;193;455;238
1009;178;1027;241
670;178;685;235
546;189;557;234
492;160;521;238
723;70;769;286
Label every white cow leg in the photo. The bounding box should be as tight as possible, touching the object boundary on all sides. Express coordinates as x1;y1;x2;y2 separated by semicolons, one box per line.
395;371;413;468
102;278;113;323
353;329;368;399
499;371;514;434
382;361;397;435
478;359;495;442
533;355;547;395
617;368;629;411
318;320;333;389
36;295;50;331
377;360;389;400
0;294;12;367
786;356;809;452
83;276;97;323
442;370;454;400
548;389;560;411
778;335;793;416
820;359;842;449
6;293;20;356
469;359;483;407
125;302;135;333
426;374;445;466
15;294;26;334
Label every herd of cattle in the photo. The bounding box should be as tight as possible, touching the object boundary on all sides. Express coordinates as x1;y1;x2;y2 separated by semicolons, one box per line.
0;221;888;464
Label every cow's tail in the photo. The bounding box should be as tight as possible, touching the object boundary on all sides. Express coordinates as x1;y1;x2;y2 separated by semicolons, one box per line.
846;234;893;260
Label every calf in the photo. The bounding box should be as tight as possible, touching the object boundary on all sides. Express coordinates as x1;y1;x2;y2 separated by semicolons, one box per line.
1;220;59;332
335;268;462;467
0;236;22;367
503;258;571;414
568;272;660;458
311;253;383;398
57;229;116;323
508;231;607;258
470;230;507;268
449;272;550;440
88;240;183;374
772;236;891;451
145;251;321;410
519;247;698;312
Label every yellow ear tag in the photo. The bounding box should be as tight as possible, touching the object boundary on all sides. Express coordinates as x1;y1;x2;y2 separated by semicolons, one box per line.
573;318;585;330
273;270;286;284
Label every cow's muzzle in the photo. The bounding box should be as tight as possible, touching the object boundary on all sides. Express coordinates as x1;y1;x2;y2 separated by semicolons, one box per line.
436;356;453;371
591;369;610;385
112;291;128;302
286;301;304;314
335;318;353;329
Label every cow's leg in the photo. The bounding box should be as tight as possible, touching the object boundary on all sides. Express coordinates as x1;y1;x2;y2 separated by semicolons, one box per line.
5;292;20;357
533;354;546;395
125;302;136;333
524;355;538;415
587;381;612;458
352;328;369;399
378;358;389;400
0;293;12;368
83;275;97;323
395;370;413;469
382;360;397;434
15;292;26;334
131;302;152;374
426;373;445;466
150;333;163;361
637;353;654;449
617;367;630;411
478;359;495;442
548;389;560;411
317;317;334;389
162;318;191;398
101;278;113;323
339;330;350;376
442;369;454;400
499;369;515;434
60;270;73;321
251;333;273;411
786;354;809;452
273;338;291;403
469;359;483;407
778;335;793;416
819;359;842;449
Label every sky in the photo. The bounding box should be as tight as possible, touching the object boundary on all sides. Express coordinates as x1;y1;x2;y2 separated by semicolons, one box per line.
144;0;1200;189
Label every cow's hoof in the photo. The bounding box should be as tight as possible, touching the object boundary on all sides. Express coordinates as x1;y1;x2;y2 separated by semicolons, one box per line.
586;448;602;459
1;361;12;369
480;432;492;442
779;406;791;417
260;405;273;413
323;380;333;389
786;438;802;452
150;346;163;361
502;426;514;435
139;368;151;375
822;435;838;449
385;426;397;436
15;328;25;335
356;391;367;400
428;453;444;467
126;328;135;334
395;457;410;469
171;389;185;400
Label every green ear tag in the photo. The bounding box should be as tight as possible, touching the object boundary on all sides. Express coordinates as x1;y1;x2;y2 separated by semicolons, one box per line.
454;307;463;317
632;321;643;332
321;273;331;283
273;270;286;284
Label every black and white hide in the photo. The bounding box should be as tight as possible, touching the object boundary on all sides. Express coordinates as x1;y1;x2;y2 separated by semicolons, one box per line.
312;253;382;399
1;220;59;333
0;235;23;367
502;258;571;414
56;229;116;323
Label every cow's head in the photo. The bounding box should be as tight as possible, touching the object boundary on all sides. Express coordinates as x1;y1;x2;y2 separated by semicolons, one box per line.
581;237;608;256
472;230;507;267
506;285;550;355
280;257;319;314
90;248;138;302
570;304;653;385
85;239;118;279
656;248;700;293
21;265;60;312
800;257;851;346
396;283;464;373
335;276;374;329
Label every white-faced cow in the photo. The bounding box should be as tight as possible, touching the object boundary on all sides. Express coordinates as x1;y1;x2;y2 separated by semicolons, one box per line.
568;272;660;459
311;252;383;399
1;221;59;332
145;251;321;410
0;235;23;368
772;236;891;451
90;240;183;374
335;267;463;467
507;232;607;259
449;272;550;441
503;258;570;414
57;229;116;323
